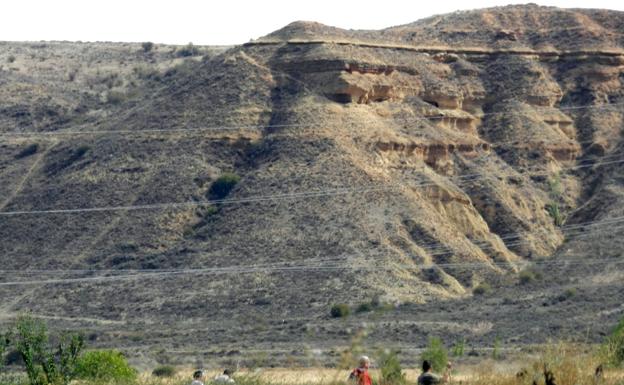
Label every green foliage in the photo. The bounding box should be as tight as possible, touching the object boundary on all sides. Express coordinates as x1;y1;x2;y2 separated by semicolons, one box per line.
141;42;154;52
152;365;176;377
0;330;10;372
15;144;39;159
452;338;465;357
420;337;448;373
546;202;564;226
379;350;405;385
492;336;503;360
330;304;351;318
208;173;241;200
176;42;200;57
13;316;84;385
519;268;542;285
601;316;624;367
75;350;137;382
557;288;577;302
355;298;393;314
473;282;491;296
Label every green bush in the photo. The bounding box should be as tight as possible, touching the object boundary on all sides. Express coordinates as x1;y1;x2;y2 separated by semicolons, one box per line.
208;173;241;200
420;337;448;372
152;365;176;377
602;316;624;367
0;330;9;372
473;282;491;296
452;338;465;357
546;202;563;226
330;304;350;318
379;350;405;385
75;350;137;382
13;316;83;385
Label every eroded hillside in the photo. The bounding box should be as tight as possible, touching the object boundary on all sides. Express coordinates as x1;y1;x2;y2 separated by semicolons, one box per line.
1;5;623;366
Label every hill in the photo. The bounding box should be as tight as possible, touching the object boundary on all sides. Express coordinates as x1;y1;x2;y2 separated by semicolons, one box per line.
1;5;623;367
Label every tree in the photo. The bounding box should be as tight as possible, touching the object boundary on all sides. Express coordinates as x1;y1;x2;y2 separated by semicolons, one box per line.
420;337;448;372
14;316;84;385
379;350;405;385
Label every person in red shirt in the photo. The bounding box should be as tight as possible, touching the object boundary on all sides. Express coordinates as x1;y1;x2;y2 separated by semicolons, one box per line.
349;356;372;385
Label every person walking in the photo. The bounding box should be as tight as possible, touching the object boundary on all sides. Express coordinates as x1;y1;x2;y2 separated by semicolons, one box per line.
417;360;451;385
349;356;372;385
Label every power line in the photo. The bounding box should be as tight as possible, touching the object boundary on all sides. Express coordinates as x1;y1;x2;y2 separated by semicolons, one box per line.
2;152;623;216
0;101;621;139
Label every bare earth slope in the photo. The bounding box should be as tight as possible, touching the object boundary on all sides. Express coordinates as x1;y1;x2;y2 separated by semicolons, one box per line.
1;5;623;367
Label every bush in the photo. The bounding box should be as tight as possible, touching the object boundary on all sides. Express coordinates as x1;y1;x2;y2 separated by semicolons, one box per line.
452;338;465;357
176;42;200;57
7;56;15;63
379;350;405;385
420;337;448;372
601;316;624;367
106;90;127;105
330;304;350;318
546;202;564;226
0;331;9;372
75;350;137;382
519;269;541;285
13;316;83;385
15;144;38;159
208;173;241;200
141;42;154;52
152;365;176;377
473;282;491;296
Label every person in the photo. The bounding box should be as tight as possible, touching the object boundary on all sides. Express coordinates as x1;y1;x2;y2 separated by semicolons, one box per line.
349;355;372;385
417;360;451;385
191;370;205;385
214;369;235;384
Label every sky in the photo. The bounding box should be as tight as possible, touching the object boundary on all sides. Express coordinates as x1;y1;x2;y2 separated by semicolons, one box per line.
2;0;624;46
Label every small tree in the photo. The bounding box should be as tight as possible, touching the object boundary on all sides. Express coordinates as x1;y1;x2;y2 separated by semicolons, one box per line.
379;350;405;385
13;316;84;385
452;338;465;357
420;337;448;372
330;304;350;318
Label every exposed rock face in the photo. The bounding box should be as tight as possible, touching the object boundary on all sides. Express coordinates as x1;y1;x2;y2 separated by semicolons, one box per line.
1;5;624;363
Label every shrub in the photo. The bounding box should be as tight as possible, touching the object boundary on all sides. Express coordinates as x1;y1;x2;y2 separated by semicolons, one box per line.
13;316;83;385
330;304;350;318
379;350;405;385
7;55;15;63
176;42;200;57
75;350;137;382
106;90;127;105
492;336;503;360
356;302;374;313
420;337;448;373
152;365;176;377
141;42;154;52
208;173;241;200
0;330;9;372
519;268;541;285
452;338;465;357
15;144;38;159
546;202;564;226
473;282;491;296
603;317;624;367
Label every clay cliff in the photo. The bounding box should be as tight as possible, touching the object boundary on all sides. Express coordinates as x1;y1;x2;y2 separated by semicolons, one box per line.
1;5;623;366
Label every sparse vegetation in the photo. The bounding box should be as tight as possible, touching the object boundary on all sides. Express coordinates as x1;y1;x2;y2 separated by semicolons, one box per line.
7;55;16;63
473;282;491;296
420;337;448;372
75;350;137;382
176;42;200;57
208;173;241;200
546;202;564;226
492;335;503;360
151;365;176;377
378;350;405;385
518;268;542;285
330;304;350;318
355;298;393;313
452;338;466;357
601;316;624;368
